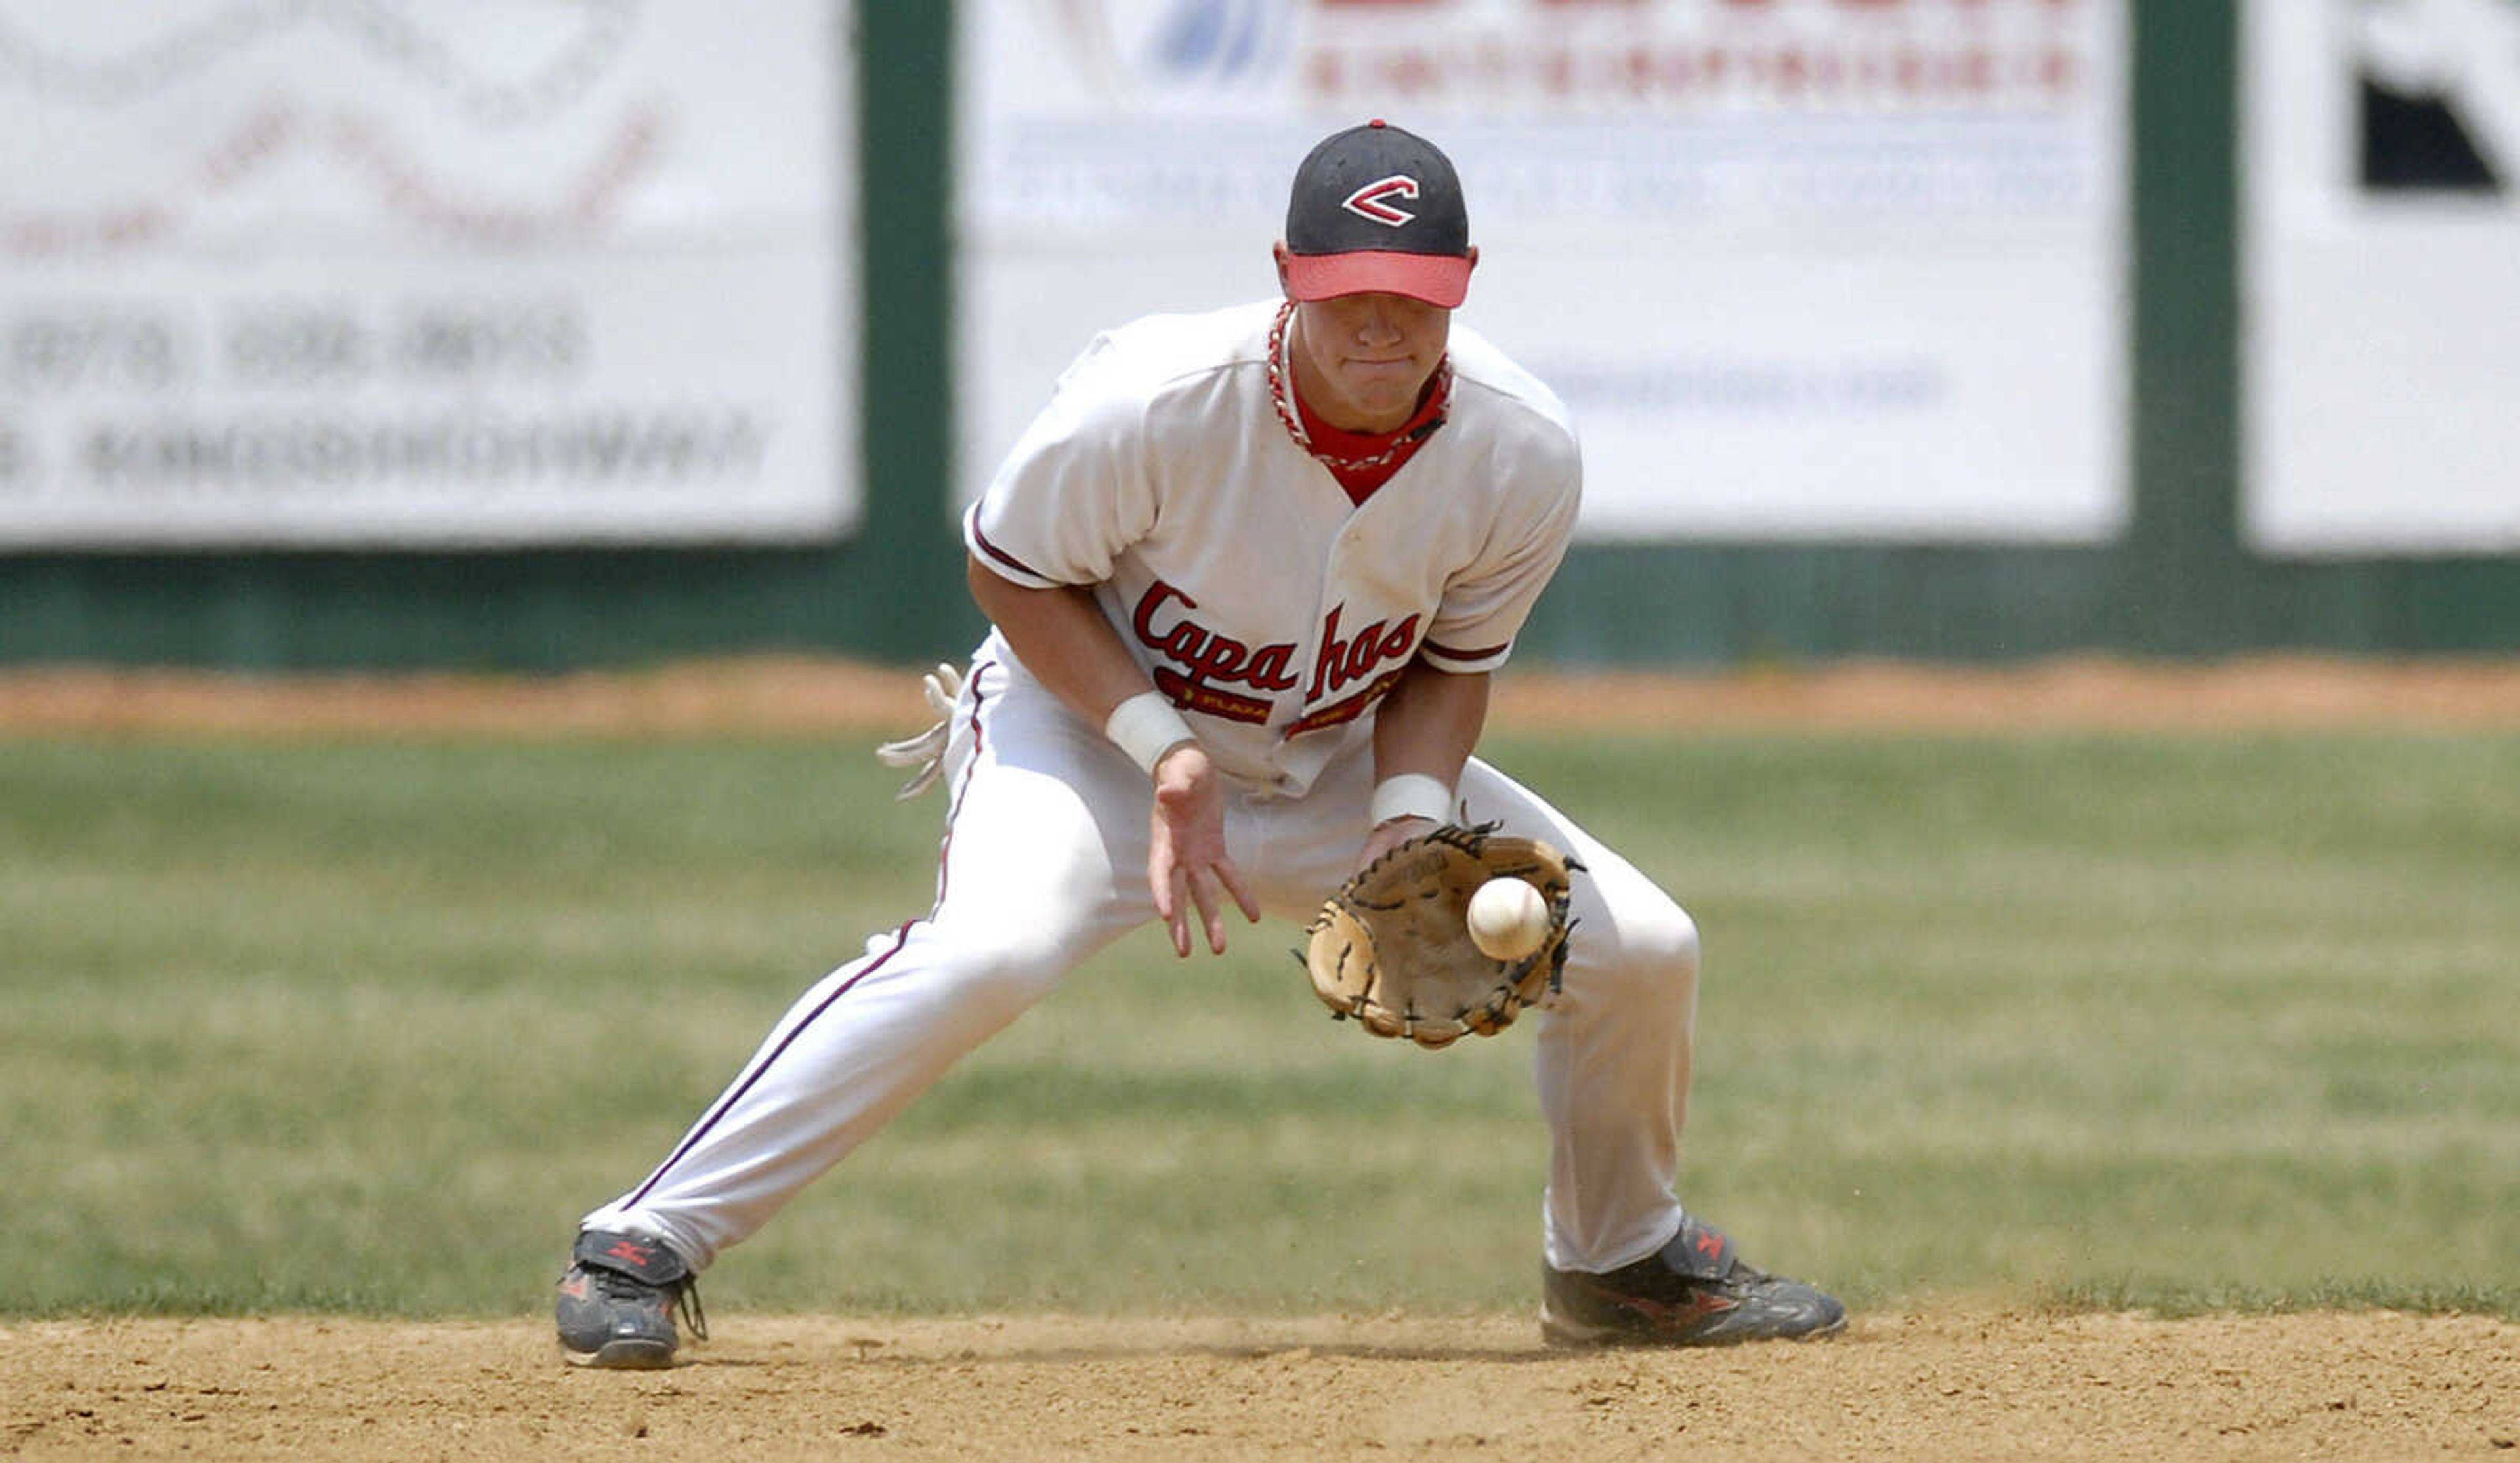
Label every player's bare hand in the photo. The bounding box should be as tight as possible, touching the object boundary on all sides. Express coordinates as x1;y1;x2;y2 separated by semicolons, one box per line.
1149;743;1261;957
1356;814;1438;872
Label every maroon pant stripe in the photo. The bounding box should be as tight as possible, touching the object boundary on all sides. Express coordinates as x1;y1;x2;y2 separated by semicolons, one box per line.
621;658;994;1214
622;919;917;1212
930;658;994;910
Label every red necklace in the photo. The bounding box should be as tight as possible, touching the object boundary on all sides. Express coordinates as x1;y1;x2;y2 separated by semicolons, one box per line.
1266;300;1450;473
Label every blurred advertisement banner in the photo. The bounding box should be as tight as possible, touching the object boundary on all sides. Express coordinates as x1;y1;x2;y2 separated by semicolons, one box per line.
959;0;2129;543
0;1;854;549
2245;0;2520;556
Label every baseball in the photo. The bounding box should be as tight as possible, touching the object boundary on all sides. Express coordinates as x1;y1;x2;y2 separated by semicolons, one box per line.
1466;877;1549;960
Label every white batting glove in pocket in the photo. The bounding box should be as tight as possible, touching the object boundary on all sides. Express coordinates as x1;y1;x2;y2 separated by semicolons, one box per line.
873;661;965;800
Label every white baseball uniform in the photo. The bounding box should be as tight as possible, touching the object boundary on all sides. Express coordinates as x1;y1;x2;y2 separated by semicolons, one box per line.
582;300;1704;1278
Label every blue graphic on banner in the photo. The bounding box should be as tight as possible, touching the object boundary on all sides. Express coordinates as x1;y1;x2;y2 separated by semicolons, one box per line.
1055;0;1292;96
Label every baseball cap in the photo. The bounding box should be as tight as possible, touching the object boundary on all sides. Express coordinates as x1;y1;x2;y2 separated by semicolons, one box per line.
1282;119;1473;309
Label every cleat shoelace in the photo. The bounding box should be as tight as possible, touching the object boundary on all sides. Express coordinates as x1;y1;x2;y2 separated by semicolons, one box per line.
589;1266;708;1342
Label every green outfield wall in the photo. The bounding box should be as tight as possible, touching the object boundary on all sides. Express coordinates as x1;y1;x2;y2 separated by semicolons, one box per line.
1;2;2512;670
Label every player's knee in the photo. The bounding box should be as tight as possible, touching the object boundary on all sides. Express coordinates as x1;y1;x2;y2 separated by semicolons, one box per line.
1639;901;1701;982
1588;897;1700;1007
931;930;1076;1014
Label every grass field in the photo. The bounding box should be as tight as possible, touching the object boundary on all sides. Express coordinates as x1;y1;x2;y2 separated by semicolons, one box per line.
4;730;2515;1322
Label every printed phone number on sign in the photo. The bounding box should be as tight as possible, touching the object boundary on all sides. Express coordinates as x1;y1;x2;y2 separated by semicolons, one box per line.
0;299;586;394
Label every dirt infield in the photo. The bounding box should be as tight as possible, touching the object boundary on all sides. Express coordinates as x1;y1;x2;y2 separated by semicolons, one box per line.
5;1312;2514;1461
5;653;2520;736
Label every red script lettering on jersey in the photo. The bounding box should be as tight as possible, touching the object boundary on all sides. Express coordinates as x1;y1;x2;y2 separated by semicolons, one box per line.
1131;581;1303;692
1133;581;1300;724
1305;604;1420;703
1130;583;1421;732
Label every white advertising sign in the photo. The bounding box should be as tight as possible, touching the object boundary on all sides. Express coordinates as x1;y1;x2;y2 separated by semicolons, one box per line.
959;0;2129;543
2244;0;2520;557
0;1;854;548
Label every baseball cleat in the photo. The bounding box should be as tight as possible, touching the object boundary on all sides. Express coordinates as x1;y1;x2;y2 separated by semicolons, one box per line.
1540;1216;1845;1348
555;1229;707;1369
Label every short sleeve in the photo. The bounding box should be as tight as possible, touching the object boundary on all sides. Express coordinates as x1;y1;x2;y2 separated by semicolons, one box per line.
1419;434;1582;674
964;334;1158;589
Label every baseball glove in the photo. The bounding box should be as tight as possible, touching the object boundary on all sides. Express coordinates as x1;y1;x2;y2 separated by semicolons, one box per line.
1302;822;1579;1050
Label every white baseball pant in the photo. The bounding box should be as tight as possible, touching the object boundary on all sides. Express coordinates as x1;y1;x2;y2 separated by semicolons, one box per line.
583;650;1702;1276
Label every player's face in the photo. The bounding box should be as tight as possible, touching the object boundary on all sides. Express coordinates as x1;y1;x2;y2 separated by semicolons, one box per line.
1286;291;1452;434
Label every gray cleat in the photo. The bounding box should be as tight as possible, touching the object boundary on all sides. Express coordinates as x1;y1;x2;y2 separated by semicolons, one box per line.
1541;1216;1845;1348
555;1229;707;1369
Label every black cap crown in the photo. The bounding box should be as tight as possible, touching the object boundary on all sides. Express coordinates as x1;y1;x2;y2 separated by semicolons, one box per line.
1281;121;1473;307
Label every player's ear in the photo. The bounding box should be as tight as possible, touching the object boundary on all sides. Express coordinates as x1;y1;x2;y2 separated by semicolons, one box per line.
1464;244;1480;279
1272;241;1294;296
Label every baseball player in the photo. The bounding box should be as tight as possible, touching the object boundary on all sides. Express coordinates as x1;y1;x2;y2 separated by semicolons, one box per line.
555;120;1845;1368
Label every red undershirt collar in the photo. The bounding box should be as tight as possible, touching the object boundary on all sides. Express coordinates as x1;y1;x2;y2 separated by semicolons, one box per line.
1289;370;1449;506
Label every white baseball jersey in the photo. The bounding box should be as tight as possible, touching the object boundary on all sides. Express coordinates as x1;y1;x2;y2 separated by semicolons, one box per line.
965;300;1582;796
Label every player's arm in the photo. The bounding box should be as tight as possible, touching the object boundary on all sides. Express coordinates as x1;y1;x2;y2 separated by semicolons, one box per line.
964;554;1151;724
1357;658;1491;868
964;554;1260;957
1360;424;1576;873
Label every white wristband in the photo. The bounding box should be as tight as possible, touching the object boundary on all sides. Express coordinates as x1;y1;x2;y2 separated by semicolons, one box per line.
1369;773;1454;828
1104;690;1196;777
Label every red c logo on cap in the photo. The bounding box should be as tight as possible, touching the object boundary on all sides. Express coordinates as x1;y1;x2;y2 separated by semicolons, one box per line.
1341;175;1420;227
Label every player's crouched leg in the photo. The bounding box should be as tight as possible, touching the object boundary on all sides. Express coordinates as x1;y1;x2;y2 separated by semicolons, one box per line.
1526;837;1845;1348
556;907;1124;1367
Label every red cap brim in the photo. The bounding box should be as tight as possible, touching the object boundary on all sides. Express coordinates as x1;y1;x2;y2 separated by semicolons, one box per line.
1282;251;1471;309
